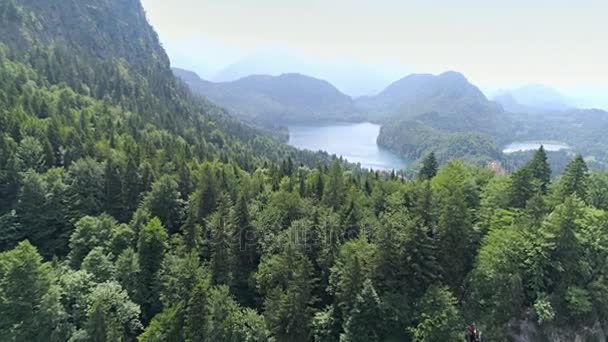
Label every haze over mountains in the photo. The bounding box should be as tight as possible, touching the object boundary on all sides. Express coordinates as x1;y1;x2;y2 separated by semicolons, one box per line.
173;68;361;125
5;1;608;341
492;84;573;113
174;64;608;171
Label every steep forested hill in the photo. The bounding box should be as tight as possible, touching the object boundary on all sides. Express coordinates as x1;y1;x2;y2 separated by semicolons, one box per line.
3;1;608;342
361;72;511;164
174;68;361;124
0;0;334;166
355;71;502;123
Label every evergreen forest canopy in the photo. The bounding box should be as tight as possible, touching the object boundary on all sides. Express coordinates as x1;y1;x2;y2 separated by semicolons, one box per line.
3;0;608;341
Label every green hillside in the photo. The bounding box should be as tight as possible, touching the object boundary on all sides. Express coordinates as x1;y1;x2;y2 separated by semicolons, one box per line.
361;71;512;163
2;1;608;342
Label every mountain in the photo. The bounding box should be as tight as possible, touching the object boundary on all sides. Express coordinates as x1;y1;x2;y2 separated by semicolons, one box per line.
362;71;511;163
3;1;608;341
207;47;409;97
492;84;572;113
355;71;502;124
0;0;335;168
174;67;361;124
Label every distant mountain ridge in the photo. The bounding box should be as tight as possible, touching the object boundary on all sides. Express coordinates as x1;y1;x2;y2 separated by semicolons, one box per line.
173;67;362;124
492;84;572;113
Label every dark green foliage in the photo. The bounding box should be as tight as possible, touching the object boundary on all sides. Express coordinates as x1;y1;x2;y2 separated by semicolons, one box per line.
410;285;463;342
2;1;608;341
142;176;185;234
86;282;142;342
137;218;168;323
418;152;438;180
553;155;589;202
323;160;344;209
528;145;552;193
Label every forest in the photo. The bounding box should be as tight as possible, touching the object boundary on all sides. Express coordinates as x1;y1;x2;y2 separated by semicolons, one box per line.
2;0;608;341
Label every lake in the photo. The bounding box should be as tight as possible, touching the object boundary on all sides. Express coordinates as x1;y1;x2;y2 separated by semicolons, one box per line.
288;122;407;171
503;141;570;154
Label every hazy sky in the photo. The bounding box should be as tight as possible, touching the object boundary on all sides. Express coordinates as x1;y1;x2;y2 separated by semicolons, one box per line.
141;0;607;95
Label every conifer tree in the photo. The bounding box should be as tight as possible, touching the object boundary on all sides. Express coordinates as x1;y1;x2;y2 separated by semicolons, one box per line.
323;160;344;209
341;279;384;342
528;146;552;193
418;152;438;180
555;155;589;201
137;217;168;323
208;193;237;286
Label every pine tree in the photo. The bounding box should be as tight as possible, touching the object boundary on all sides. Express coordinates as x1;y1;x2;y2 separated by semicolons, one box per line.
510;166;533;209
555;155;589;201
341;279;384;342
341;199;360;240
208;194;236;286
528;146;552;193
104;156;124;220
323;160;344;209
233;191;258;305
183;281;208;342
418;152;438;180
257;242;314;342
437;187;472;290
137;218;168;323
314;166;325;201
191;162;219;222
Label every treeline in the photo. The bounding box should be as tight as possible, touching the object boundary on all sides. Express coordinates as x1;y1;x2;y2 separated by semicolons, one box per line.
3;0;608;341
378;120;502;172
5;130;608;341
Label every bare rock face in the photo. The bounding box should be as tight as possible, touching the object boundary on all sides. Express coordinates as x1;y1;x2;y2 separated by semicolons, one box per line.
510;318;607;342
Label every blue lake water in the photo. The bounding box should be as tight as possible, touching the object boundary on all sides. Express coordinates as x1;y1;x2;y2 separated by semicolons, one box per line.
503;141;570;154
288;122;407;171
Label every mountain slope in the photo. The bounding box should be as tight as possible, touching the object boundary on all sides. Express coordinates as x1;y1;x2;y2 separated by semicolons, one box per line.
0;0;335;168
363;71;511;163
174;67;361;124
356;71;502;123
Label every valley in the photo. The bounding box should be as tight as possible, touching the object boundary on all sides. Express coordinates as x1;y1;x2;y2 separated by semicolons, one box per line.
2;0;608;341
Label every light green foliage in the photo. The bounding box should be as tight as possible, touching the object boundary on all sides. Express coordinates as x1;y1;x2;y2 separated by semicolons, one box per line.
341;279;384;342
142;175;184;234
82;247;115;283
68;214;116;267
0;241;67;341
4;1;608;341
533;293;555;324
410;285;463;342
86;281;142;342
16;136;46;172
587;171;608;210
59;269;95;328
